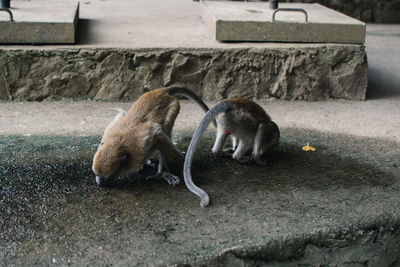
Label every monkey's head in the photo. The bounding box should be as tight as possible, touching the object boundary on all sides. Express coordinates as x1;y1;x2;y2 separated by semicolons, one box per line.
261;121;280;155
92;135;144;186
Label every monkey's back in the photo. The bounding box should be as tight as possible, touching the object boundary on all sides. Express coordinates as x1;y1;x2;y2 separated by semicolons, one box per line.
215;98;274;142
229;98;271;123
120;88;180;133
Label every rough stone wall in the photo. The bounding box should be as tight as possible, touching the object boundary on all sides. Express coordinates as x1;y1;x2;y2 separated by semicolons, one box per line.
0;46;367;101
280;0;400;23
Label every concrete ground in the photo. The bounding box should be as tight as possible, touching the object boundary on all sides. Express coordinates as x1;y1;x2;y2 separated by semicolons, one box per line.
1;2;400;265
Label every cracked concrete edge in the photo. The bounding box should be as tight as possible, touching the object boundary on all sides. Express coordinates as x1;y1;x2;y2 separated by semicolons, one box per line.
183;220;400;266
0;45;367;101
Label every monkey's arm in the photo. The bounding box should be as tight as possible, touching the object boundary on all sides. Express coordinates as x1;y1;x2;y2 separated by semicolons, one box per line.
151;124;184;185
252;121;280;165
252;123;266;161
154;132;183;166
211;126;229;156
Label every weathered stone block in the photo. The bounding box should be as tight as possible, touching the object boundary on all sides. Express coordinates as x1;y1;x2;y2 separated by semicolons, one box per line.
0;46;367;101
0;0;79;44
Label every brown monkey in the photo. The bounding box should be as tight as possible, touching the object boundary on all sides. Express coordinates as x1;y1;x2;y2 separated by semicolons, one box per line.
92;87;211;186
184;98;280;206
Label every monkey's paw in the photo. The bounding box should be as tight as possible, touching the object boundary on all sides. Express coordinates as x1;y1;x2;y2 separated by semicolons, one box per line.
223;148;235;154
146;172;180;185
254;158;268;165
214;148;235;158
161;172;181;185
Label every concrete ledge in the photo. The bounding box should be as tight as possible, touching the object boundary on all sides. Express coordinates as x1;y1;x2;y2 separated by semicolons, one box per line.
201;2;366;44
204;225;400;266
0;45;367;101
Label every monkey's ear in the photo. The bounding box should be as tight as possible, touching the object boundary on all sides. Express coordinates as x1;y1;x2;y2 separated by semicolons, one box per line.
97;142;103;150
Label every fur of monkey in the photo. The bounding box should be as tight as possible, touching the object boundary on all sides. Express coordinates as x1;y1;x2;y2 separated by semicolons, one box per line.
184;98;280;207
92;87;210;186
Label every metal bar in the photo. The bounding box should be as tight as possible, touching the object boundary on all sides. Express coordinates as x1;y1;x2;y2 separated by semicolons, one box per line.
272;8;308;22
0;0;12;22
0;8;13;22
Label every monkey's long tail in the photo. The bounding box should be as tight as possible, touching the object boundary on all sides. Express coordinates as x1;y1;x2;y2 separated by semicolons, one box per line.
167;86;217;127
183;100;234;207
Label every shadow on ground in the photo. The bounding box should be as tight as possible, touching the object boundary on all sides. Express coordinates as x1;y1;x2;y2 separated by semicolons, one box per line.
366;66;400;99
1;128;400;265
76;19;101;45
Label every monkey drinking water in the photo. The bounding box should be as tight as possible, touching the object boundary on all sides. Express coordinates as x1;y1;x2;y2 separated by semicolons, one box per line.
183;98;280;206
92;87;210;186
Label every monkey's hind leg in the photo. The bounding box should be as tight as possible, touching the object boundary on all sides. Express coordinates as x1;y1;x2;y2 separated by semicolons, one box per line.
164;98;180;135
147;99;182;185
212;127;234;158
232;139;254;163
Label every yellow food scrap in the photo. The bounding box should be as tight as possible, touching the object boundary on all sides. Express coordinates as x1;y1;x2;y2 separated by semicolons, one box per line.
302;142;316;152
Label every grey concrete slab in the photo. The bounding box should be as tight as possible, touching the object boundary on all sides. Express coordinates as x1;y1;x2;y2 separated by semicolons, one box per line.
0;0;79;44
201;1;366;43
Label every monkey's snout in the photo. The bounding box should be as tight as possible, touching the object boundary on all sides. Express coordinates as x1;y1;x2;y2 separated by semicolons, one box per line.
95;175;109;186
95;175;102;185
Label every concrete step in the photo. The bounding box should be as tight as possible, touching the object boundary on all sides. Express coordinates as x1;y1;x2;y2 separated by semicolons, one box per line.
0;0;79;44
201;1;365;43
0;0;367;101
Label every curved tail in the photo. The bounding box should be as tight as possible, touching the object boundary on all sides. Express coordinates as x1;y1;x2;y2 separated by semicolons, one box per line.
167;86;216;127
183;100;234;207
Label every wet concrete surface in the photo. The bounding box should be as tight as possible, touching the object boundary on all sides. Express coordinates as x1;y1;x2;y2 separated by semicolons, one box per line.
1;128;399;265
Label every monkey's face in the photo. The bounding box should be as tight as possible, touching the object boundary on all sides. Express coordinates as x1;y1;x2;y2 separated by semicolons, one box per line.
92;137;142;186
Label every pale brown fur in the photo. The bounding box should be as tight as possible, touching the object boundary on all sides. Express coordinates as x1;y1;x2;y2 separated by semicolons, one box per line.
92;87;209;186
183;98;280;206
212;98;279;161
